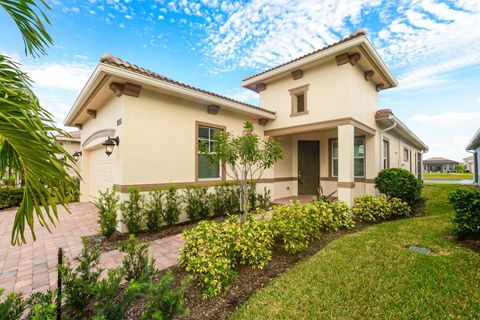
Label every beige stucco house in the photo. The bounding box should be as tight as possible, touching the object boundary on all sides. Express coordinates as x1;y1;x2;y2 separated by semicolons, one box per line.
466;128;480;183
64;30;427;214
56;131;81;177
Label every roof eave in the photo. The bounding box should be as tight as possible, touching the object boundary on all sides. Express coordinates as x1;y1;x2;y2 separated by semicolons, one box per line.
466;128;480;151
241;35;397;90
376;111;428;151
65;64;277;126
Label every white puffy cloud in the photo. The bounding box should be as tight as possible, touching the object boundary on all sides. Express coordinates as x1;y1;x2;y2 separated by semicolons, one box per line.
25;63;93;92
409;112;480;126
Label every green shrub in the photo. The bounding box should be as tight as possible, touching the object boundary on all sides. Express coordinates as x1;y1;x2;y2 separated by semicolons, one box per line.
210;183;239;216
145;189;164;232
270;200;354;254
375;168;421;207
270;201;317;253
69;177;81;202
179;220;236;298
59;237;102;317
257;187;272;210
95;188;119;237
352;195;410;222
351;195;390;222
184;186;210;221
164;187;181;225
0;187;24;209
448;188;480;237
226;215;273;268
179;215;273;298
390;198;411;217
27;290;57;320
141;271;188;320
119;235;156;282
93;267;145;320
121;187;144;234
0;288;27;320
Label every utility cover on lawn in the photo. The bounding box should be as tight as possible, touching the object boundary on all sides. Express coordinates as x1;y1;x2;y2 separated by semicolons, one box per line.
408;246;431;255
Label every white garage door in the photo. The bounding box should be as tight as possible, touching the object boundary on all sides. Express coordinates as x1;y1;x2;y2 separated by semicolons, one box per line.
88;147;114;200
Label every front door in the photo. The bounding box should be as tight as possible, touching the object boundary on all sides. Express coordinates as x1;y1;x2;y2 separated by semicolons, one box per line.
298;140;320;195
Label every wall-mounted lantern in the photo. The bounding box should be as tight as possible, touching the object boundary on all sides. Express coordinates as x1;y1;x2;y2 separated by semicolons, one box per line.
72;151;82;161
102;136;120;157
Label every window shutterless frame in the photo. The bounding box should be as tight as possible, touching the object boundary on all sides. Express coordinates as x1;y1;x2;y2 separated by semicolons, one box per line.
289;84;309;117
383;139;390;169
329;136;365;178
195;121;226;181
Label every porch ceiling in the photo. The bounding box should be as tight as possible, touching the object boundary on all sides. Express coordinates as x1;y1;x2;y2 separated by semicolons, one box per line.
264;117;376;137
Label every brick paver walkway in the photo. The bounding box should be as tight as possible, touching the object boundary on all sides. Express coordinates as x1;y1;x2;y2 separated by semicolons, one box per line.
0;203;184;296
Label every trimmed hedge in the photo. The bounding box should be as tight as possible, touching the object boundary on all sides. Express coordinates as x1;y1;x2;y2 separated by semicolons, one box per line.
0;187;24;209
375;168;421;207
352;195;411;222
179;215;273;298
448;188;480;237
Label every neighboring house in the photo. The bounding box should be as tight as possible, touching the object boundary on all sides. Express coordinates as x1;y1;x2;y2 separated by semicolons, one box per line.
463;155;474;173
423;157;459;173
466;129;480;183
64;30;427;216
56;131;81;177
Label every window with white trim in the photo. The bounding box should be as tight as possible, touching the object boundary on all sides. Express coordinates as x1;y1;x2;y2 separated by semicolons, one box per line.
330;137;365;178
354;137;365;177
331;139;338;177
198;126;221;179
383;140;390;169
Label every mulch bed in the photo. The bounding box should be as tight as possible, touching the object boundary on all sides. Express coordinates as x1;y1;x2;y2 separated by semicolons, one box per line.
86;215;228;254
124;223;372;320
447;235;480;253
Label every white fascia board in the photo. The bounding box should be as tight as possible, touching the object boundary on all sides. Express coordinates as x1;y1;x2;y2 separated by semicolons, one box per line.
242;36;397;88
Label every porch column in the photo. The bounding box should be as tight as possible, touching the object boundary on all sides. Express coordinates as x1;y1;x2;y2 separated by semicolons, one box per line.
337;124;355;206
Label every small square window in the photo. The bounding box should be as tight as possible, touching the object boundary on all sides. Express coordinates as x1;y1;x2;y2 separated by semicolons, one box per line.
404;148;409;161
289;85;309;116
296;94;305;113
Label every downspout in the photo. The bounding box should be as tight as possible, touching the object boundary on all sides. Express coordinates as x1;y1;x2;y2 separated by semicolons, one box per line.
379;115;397;171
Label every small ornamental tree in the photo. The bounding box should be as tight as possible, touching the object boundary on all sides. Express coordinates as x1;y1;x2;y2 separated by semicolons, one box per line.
201;121;283;219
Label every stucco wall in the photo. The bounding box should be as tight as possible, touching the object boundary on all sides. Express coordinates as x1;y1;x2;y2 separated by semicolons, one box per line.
259;59;378;131
120;89;273;186
80;95;123;201
59;140;81;177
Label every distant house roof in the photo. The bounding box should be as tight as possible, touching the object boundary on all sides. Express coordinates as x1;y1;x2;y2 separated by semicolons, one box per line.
56;131;81;143
463;155;474;161
466;128;480;151
423;157;459;165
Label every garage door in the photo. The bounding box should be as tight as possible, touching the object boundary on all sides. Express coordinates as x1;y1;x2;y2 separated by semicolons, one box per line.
88;147;114;200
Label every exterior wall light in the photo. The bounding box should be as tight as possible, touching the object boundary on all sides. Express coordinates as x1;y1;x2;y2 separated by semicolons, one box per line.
102;136;120;157
72;151;82;161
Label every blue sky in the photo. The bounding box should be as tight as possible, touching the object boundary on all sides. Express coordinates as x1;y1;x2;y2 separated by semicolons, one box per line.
1;0;479;162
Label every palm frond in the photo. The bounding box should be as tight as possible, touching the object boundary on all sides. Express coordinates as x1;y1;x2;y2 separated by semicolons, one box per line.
0;55;78;245
0;0;52;56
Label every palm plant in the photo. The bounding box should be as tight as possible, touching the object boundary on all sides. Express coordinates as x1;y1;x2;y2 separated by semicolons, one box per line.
0;0;78;244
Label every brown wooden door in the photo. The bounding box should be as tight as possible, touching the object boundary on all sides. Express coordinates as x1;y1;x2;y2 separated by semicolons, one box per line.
298;140;320;195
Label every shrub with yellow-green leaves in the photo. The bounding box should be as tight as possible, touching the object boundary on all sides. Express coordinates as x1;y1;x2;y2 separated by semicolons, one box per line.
179;215;274;299
270;200;355;254
352;195;410;222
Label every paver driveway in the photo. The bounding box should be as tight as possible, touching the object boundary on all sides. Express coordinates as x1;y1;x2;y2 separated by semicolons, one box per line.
0;202;185;297
0;202;99;295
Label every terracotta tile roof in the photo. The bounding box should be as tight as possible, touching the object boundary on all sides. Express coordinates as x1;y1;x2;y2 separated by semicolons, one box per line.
243;29;366;82
99;53;276;115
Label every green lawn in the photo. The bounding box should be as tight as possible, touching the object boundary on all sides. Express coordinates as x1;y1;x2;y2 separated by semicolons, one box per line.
424;172;473;180
232;184;480;319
